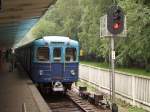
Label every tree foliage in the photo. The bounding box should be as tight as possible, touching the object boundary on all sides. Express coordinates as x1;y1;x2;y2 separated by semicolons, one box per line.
116;0;150;70
32;0;150;71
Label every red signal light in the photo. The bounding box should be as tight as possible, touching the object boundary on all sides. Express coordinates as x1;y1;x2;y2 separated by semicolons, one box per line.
113;22;121;30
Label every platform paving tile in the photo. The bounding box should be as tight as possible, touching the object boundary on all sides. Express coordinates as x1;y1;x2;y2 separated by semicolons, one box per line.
0;63;40;112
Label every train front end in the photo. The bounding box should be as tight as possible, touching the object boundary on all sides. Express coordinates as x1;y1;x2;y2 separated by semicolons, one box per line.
33;36;79;91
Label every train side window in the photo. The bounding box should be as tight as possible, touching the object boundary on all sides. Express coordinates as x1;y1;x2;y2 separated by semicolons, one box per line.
53;48;61;62
36;47;49;61
65;48;76;62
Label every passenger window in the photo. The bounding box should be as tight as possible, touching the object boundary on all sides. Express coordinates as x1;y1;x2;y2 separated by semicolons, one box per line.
65;48;76;62
36;47;49;61
53;48;61;62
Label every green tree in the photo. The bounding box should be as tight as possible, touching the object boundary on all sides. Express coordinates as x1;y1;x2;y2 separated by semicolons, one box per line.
31;0;150;71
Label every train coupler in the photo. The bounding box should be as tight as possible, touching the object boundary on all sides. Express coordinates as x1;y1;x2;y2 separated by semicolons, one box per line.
53;81;64;92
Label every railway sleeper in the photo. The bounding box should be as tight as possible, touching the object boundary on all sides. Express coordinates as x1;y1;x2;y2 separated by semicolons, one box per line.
74;88;110;110
80;91;91;100
68;90;102;112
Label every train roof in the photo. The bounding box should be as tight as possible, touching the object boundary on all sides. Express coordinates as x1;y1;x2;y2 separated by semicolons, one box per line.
34;36;79;46
43;36;70;42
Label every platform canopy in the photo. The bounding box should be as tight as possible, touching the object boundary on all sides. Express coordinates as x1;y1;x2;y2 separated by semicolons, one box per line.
0;0;56;48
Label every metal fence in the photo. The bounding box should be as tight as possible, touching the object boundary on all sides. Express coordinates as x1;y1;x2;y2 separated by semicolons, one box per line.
79;64;150;111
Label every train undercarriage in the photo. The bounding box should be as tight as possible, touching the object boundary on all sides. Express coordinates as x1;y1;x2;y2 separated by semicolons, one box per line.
37;82;72;94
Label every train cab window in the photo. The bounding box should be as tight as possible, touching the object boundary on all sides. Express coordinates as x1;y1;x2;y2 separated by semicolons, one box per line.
36;47;49;61
53;48;61;62
65;48;76;62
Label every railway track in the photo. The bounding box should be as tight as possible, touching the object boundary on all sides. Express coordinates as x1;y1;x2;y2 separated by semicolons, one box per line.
43;93;84;112
67;90;110;112
41;90;111;112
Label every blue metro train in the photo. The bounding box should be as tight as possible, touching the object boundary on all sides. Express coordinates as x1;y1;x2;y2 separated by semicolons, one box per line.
16;36;79;91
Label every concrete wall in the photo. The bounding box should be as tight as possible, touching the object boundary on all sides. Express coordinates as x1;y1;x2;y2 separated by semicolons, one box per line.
79;64;150;111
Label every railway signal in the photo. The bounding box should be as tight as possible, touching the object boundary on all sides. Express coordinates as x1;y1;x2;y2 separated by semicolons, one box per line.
100;4;126;112
107;5;124;35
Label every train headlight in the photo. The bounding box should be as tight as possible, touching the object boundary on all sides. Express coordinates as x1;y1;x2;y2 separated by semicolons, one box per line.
39;70;43;75
70;70;75;76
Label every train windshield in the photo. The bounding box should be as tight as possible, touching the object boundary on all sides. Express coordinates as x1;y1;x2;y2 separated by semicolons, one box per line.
53;48;61;62
36;47;49;61
65;48;77;62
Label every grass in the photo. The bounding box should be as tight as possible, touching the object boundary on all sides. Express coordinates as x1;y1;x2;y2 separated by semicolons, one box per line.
81;61;150;77
76;80;148;112
128;106;148;112
116;98;148;112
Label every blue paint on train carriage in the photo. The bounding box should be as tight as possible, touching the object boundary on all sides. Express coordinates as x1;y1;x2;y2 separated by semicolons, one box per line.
31;62;79;83
16;36;79;90
31;62;52;83
63;63;79;81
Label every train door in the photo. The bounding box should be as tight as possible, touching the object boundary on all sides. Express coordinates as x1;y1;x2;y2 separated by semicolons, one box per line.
51;47;63;81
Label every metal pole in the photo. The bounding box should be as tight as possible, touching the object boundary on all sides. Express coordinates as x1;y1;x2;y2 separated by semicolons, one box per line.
111;37;118;112
109;39;112;101
111;37;115;103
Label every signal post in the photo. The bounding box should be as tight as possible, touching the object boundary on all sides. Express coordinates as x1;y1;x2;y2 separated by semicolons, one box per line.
100;5;126;112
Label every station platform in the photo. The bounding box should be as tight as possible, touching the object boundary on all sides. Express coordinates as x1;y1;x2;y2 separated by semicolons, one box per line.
0;61;51;112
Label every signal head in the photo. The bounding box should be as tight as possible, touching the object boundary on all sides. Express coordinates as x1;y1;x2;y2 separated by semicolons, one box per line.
107;5;124;35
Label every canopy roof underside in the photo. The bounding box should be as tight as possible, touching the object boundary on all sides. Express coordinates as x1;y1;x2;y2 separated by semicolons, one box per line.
0;0;56;48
